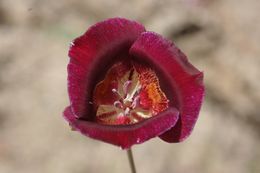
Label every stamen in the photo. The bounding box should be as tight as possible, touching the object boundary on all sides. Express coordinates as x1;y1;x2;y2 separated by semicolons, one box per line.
112;88;124;100
131;95;140;109
124;107;130;115
123;81;132;96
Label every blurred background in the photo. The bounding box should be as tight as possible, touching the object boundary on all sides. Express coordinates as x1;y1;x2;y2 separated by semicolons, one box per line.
0;0;260;173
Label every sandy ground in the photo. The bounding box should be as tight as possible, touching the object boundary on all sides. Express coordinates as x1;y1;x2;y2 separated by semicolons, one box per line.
0;0;260;173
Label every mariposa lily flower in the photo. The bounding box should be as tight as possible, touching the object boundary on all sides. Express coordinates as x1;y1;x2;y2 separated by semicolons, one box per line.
63;17;204;149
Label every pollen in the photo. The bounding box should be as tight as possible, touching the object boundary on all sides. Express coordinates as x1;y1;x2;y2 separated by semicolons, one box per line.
93;61;169;125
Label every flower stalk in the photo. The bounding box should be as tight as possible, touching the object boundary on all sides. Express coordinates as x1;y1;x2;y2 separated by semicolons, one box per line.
127;148;136;173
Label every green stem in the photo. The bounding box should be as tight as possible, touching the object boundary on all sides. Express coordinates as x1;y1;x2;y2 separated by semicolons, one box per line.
127;148;136;173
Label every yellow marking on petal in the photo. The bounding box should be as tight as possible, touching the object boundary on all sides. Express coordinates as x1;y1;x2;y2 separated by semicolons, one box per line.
147;83;163;103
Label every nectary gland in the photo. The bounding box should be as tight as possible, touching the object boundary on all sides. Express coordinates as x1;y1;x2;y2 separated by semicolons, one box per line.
93;60;169;125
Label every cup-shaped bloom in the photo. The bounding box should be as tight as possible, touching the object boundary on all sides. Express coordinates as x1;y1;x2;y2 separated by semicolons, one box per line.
63;18;204;149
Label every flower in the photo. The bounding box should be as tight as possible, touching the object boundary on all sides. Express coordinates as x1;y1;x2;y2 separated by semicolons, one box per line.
63;18;205;149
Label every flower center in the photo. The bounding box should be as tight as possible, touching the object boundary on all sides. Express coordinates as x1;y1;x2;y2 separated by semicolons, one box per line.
93;61;169;125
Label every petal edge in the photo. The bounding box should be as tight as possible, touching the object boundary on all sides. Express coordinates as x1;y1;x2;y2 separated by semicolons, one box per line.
63;106;179;149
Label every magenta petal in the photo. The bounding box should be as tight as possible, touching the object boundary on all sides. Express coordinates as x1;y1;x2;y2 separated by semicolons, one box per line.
130;32;205;142
68;18;146;118
63;106;179;149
